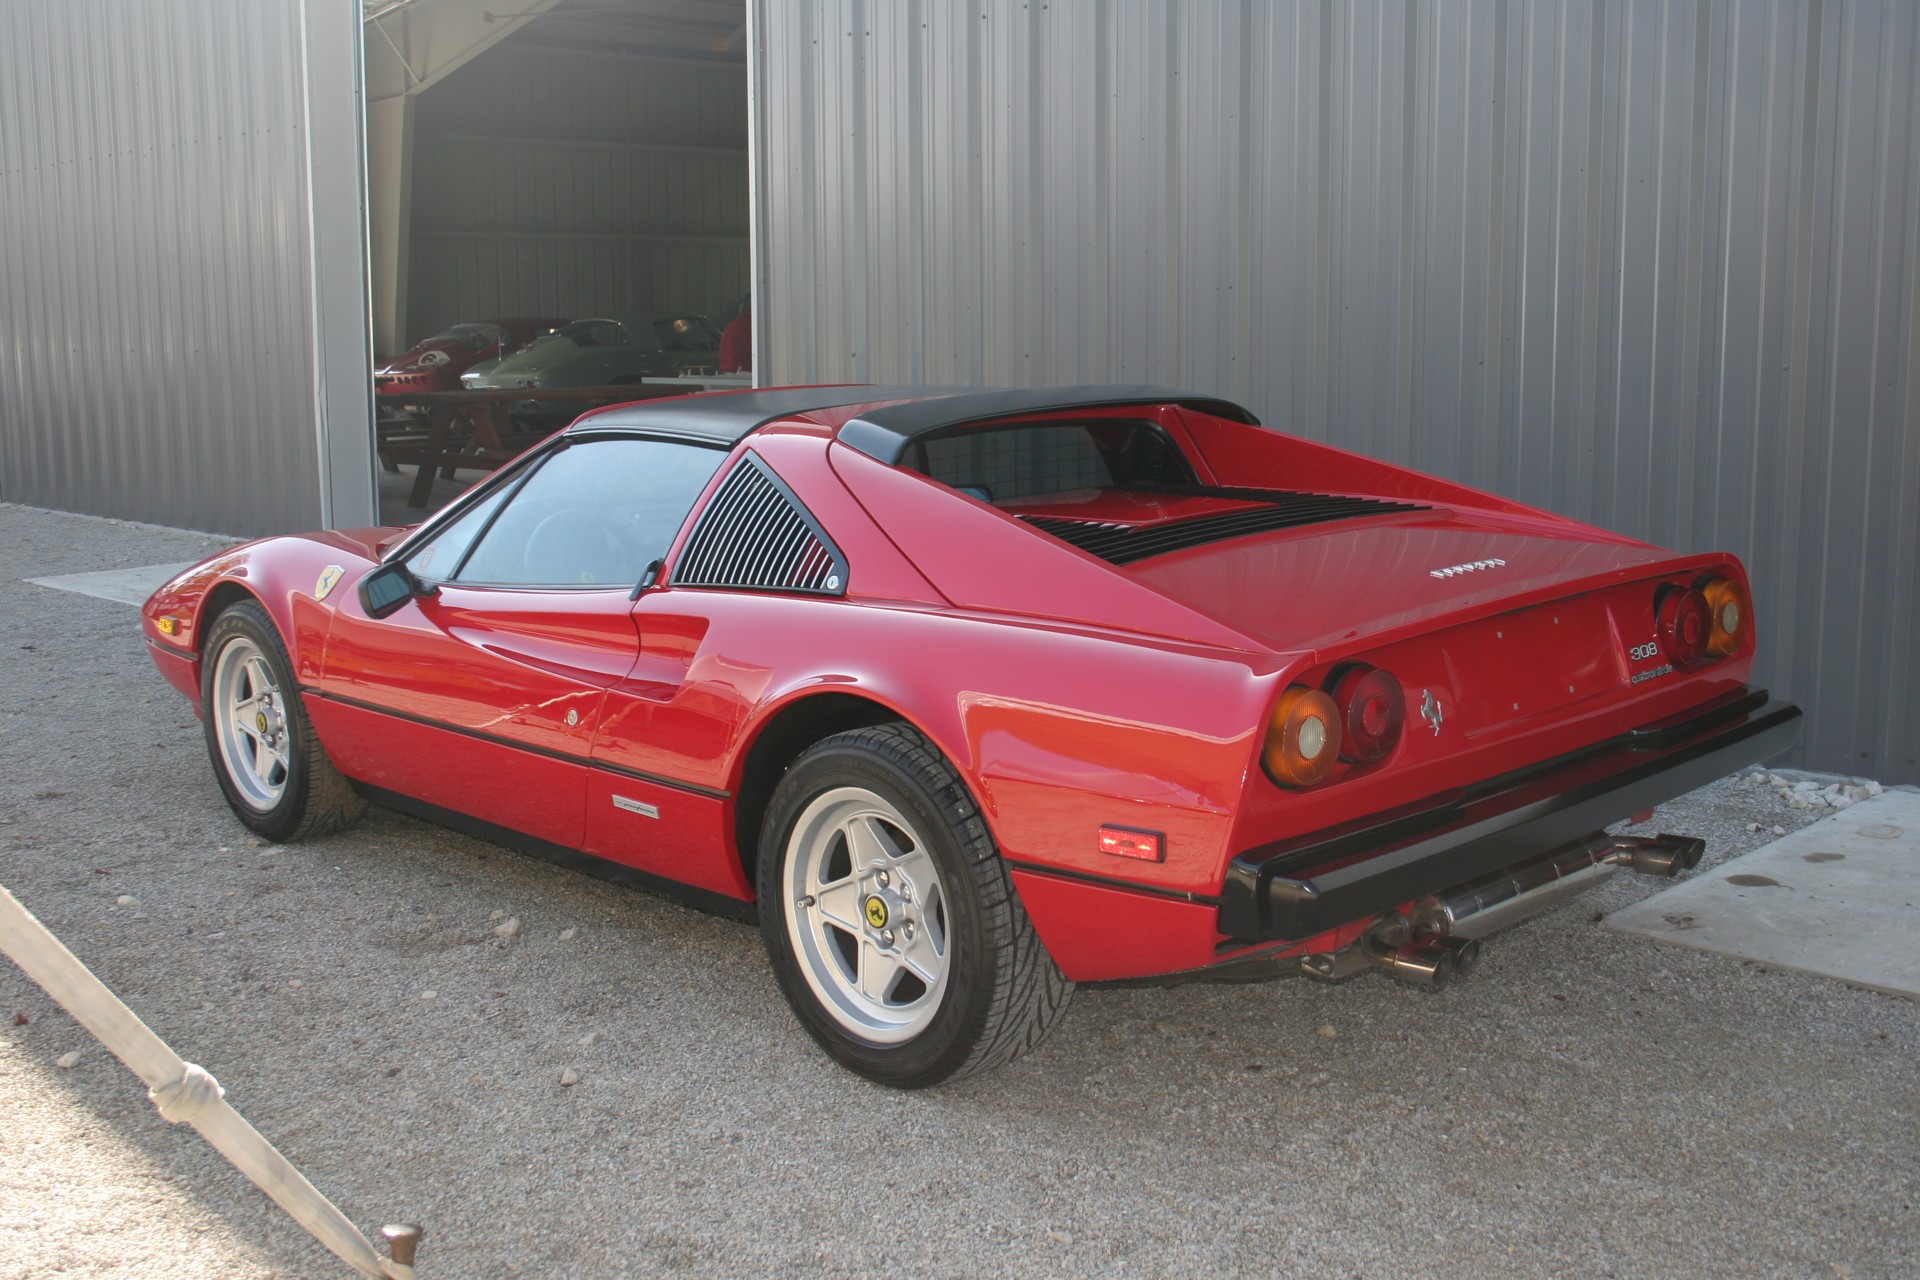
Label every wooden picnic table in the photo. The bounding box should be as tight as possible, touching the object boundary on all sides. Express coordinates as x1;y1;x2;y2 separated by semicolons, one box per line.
378;385;710;508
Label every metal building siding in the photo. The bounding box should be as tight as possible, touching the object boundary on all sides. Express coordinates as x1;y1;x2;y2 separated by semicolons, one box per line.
404;43;750;341
0;0;334;535
751;0;1920;782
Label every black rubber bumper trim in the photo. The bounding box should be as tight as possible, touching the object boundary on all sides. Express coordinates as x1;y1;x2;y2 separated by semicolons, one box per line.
1218;689;1802;942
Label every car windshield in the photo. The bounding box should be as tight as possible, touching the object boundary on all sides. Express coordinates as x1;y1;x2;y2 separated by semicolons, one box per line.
651;316;720;352
556;320;632;349
905;420;1197;504
437;323;505;351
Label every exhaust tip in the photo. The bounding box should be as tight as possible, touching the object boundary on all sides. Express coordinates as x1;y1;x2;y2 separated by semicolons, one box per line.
1384;942;1457;989
1610;833;1708;876
1425;934;1482;978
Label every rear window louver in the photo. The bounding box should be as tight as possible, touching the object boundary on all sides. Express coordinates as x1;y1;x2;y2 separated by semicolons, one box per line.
672;453;848;594
1020;487;1428;566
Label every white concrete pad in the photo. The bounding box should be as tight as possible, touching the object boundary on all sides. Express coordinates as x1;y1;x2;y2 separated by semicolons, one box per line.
1607;789;1920;999
25;562;194;607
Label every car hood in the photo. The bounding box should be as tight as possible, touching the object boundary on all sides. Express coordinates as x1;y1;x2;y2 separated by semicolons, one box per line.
467;340;608;386
376;338;465;375
1118;507;1672;652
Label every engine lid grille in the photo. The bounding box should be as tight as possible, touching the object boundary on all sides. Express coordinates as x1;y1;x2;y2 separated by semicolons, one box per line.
1020;487;1428;566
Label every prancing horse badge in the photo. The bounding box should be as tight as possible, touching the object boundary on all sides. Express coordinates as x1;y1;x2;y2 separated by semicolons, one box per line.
1420;689;1444;736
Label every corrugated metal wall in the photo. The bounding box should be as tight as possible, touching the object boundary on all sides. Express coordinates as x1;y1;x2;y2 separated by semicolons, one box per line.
406;43;749;342
751;0;1920;783
0;0;375;535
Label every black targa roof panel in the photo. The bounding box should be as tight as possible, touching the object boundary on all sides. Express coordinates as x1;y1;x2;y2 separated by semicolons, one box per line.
571;385;976;446
836;385;1260;463
573;384;1259;454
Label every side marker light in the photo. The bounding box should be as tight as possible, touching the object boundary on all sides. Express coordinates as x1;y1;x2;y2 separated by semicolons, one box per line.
1098;825;1165;862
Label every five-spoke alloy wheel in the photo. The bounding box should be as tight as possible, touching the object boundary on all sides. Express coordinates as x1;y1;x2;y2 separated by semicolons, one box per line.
783;785;952;1044
759;722;1072;1087
200;600;365;842
210;631;292;811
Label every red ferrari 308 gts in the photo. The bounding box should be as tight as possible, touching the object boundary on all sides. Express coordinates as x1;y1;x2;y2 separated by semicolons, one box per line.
143;386;1800;1086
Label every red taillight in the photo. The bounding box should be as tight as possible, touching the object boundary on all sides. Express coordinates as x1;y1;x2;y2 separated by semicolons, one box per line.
1656;585;1713;671
1264;687;1342;788
1329;666;1405;764
1097;825;1165;862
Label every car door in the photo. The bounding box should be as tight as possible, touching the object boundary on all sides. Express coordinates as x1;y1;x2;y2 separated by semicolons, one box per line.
317;434;726;849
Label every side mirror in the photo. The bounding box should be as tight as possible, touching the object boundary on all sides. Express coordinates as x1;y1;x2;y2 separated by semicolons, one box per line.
360;562;436;618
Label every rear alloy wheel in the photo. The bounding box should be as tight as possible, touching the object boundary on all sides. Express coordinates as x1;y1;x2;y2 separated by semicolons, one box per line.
758;723;1072;1087
201;600;366;842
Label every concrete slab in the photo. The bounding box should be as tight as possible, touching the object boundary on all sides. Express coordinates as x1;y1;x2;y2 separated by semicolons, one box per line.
25;562;194;607
1607;789;1920;999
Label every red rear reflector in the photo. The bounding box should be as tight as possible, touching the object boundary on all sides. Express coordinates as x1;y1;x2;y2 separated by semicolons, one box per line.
1098;825;1165;862
1330;665;1405;764
1657;585;1713;671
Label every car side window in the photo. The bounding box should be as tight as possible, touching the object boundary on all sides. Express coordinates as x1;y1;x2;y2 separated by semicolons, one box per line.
404;481;517;583
451;438;726;589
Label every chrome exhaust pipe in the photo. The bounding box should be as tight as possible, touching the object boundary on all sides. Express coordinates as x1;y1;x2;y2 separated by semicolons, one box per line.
1425;933;1482;978
1361;914;1480;989
1382;941;1456;988
1610;833;1705;877
1412;831;1706;939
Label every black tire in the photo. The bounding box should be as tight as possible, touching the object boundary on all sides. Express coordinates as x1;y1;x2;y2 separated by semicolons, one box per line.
199;599;366;842
757;722;1073;1087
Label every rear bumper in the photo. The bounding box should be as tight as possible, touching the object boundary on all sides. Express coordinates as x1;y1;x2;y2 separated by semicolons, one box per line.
1218;689;1801;942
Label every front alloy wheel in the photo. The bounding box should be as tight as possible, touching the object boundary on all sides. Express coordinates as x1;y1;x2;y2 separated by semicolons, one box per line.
210;632;292;811
199;600;365;842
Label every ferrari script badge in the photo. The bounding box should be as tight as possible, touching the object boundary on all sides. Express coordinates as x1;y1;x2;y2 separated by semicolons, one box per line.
864;896;890;929
314;565;344;601
1429;558;1506;579
1420;689;1444;736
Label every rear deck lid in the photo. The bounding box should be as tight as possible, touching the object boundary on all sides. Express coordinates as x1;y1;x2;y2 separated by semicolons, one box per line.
1020;494;1671;653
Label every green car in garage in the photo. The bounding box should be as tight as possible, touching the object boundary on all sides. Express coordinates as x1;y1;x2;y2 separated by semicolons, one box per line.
461;313;723;392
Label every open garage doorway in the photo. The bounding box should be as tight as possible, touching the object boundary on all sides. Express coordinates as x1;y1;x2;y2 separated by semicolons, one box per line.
363;0;751;524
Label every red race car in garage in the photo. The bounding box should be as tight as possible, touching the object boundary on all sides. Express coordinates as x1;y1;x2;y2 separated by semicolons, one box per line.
373;318;569;397
143;386;1800;1086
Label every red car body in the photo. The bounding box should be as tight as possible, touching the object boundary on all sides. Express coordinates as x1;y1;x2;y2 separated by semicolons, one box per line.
145;386;1798;1082
373;318;569;397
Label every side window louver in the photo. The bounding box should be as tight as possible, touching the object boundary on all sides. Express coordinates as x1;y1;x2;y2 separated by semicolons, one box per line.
671;453;848;595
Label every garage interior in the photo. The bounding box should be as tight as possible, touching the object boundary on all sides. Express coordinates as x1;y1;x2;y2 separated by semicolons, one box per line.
363;0;749;522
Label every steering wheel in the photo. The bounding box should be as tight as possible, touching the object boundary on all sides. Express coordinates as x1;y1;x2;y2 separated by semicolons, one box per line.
522;509;642;586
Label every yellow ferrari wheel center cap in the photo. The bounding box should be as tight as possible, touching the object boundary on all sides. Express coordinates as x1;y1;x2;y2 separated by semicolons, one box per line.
255;712;269;734
864;896;889;929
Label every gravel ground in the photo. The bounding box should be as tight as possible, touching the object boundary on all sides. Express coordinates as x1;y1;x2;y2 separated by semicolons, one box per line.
2;500;1916;1280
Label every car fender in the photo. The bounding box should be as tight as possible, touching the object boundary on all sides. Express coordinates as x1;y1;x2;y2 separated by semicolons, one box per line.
143;532;389;706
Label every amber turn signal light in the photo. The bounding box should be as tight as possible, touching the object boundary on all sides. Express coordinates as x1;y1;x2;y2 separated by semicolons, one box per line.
1265;686;1342;788
1702;577;1747;656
